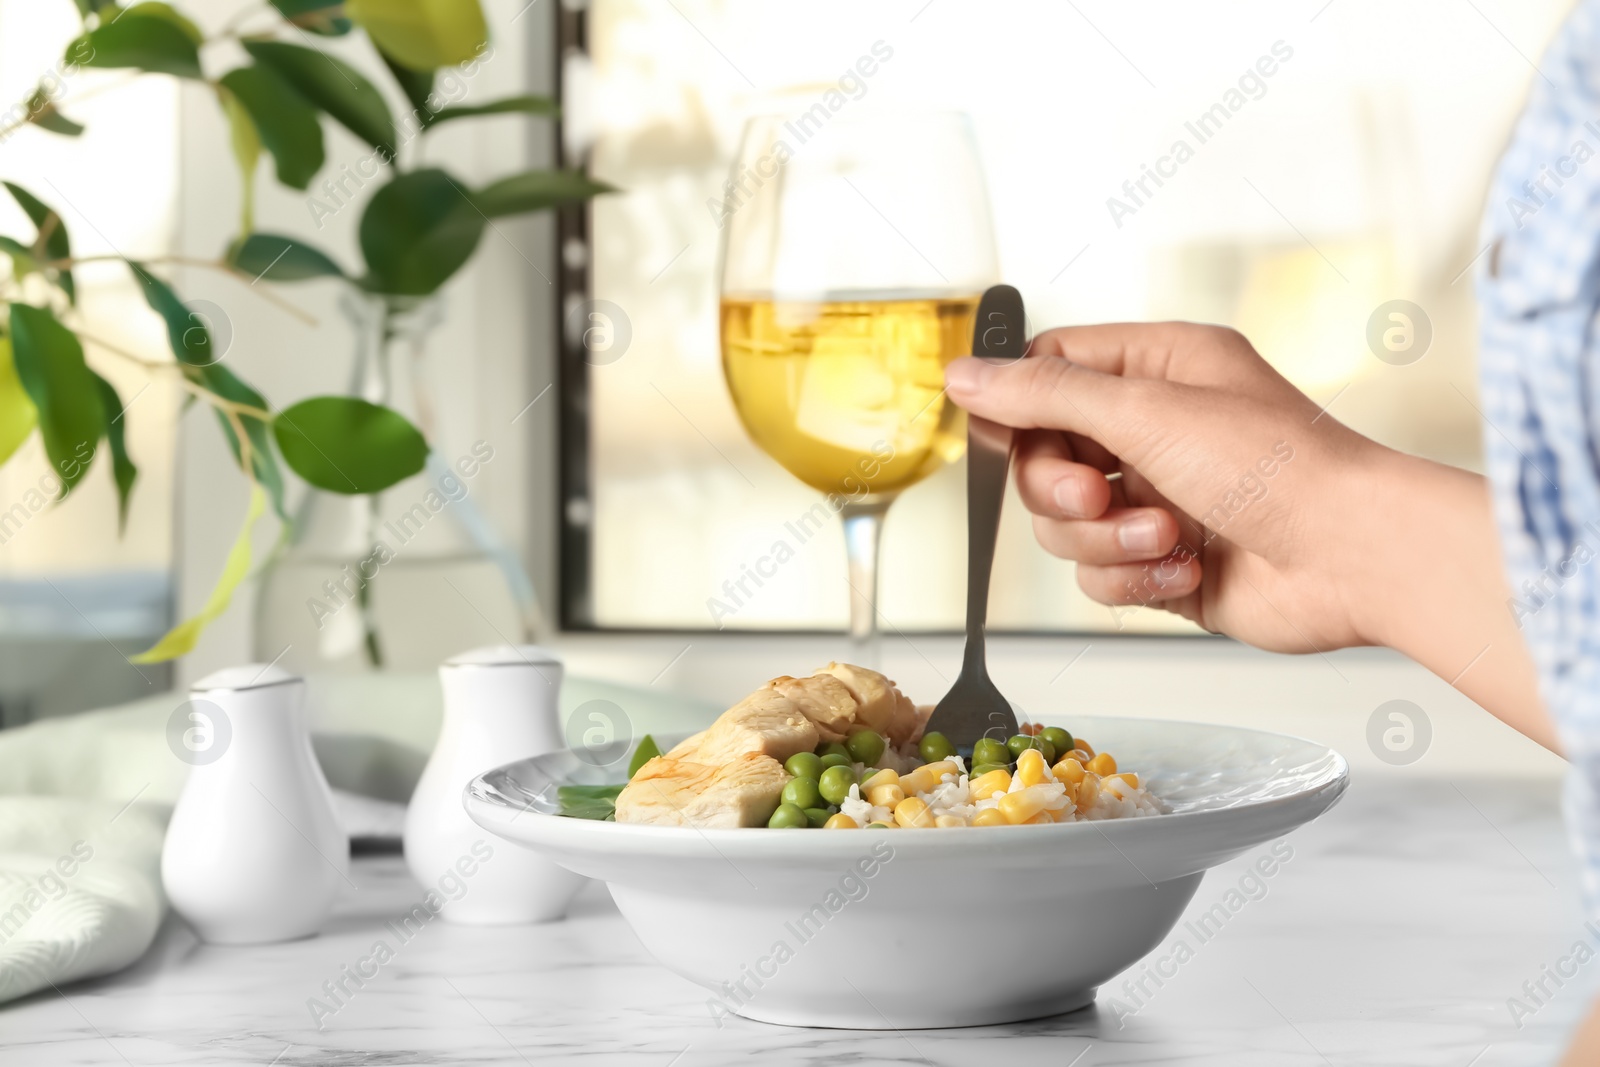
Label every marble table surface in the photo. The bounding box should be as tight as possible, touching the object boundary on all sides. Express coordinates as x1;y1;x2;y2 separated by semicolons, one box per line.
0;776;1588;1067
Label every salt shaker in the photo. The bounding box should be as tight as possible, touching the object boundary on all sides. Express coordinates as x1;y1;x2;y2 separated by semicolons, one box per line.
161;665;349;943
403;645;587;924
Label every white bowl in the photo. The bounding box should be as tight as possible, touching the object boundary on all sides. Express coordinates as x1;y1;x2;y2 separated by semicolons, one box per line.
464;715;1347;1029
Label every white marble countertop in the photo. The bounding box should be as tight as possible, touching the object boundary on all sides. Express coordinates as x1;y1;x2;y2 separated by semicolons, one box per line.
1;775;1587;1066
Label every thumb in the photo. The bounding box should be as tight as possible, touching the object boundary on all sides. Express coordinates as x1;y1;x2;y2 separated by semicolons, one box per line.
944;354;1186;469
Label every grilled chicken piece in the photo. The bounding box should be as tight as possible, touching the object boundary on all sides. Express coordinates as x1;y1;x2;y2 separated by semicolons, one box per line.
663;687;818;766
815;662;921;747
767;673;858;743
615;752;789;827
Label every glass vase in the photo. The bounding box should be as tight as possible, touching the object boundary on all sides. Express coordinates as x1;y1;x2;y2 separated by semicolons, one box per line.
253;292;541;674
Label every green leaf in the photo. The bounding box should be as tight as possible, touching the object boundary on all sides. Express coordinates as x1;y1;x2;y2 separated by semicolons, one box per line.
4;182;75;304
227;233;345;281
0;236;40;283
7;304;104;497
218;85;261;236
25;89;85;137
272;396;428;493
358;168;483;295
74;0;120;19
126;261;214;366
628;734;661;779
268;0;352;35
346;0;488;71
219;65;326;190
68;12;203;79
428;94;557;127
132;484;264;663
474;170;615;219
0;335;38;467
557;783;624;821
378;45;434;127
191;363;287;521
89;371;137;532
244;41;396;161
122;3;203;44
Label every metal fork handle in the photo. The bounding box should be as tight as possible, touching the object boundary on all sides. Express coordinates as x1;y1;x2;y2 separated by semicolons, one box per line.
962;414;1014;675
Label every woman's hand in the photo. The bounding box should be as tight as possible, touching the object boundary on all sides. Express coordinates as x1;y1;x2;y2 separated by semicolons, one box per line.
945;321;1554;749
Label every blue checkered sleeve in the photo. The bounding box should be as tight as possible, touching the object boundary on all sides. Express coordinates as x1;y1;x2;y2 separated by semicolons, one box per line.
1478;0;1600;916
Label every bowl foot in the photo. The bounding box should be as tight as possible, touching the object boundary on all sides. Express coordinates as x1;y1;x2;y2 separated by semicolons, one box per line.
727;987;1098;1030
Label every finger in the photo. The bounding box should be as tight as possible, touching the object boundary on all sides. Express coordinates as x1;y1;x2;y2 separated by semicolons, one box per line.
1076;550;1203;606
1014;430;1112;519
947;353;1188;468
1032;507;1182;565
1024;321;1261;389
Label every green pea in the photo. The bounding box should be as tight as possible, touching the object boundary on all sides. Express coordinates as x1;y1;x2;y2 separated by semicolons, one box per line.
846;730;886;766
973;738;1010;767
818;765;856;805
1040;727;1074;757
804;807;832;828
1007;734;1045;760
782;776;822;810
817;741;851;761
819;752;852;771
970;763;1009;778
867;821;892;829
785;752;825;781
768;803;807;828
919;731;956;764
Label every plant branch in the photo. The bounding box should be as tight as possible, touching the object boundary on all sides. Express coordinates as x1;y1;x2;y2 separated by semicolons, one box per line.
44;253;319;327
75;328;275;423
0;72;140;142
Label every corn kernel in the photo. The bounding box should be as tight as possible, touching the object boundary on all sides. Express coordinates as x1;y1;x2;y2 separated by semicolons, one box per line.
1053;757;1086;785
867;782;906;808
861;768;898;790
901;760;956;795
1073;738;1095;759
998;787;1050;824
823;813;859;829
1105;772;1140;791
969;769;1012;800
1050;803;1075;822
1024;811;1053;825
1016;748;1049;786
972;807;1008;827
1087;752;1117;776
894;796;935;829
934;814;968;828
1077;775;1100;809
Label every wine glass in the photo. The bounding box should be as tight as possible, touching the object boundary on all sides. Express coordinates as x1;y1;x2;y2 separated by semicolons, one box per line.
718;111;998;656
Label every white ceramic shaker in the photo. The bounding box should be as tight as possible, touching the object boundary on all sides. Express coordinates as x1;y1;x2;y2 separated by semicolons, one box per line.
403;644;586;924
161;665;349;944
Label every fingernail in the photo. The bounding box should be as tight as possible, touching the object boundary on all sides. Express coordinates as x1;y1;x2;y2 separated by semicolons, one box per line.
1053;478;1085;516
1117;515;1161;554
945;358;987;397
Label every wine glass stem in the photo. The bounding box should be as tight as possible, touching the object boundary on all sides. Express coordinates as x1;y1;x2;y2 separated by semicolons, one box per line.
840;498;892;665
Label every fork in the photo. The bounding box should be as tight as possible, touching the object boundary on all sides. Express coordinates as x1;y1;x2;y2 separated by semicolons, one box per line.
924;284;1029;750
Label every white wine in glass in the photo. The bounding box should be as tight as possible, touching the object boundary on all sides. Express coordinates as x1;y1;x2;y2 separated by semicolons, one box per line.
718;112;998;653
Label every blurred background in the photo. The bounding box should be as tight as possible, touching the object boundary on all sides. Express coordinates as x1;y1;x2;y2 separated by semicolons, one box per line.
0;0;1576;723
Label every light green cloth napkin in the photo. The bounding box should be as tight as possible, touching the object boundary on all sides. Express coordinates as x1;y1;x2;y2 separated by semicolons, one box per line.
0;671;717;1004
